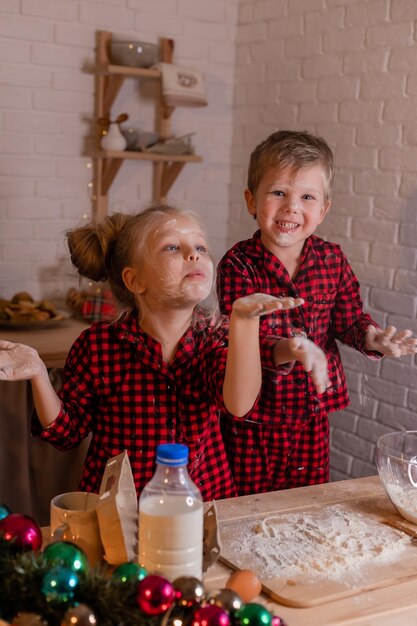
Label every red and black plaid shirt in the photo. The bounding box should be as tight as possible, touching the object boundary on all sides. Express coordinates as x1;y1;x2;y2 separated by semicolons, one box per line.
32;312;238;501
217;231;381;495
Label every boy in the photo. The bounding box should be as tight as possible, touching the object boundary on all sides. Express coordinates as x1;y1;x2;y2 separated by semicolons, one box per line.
217;129;417;495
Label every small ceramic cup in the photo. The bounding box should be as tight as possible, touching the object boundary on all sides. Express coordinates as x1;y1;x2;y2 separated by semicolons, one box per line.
50;491;104;566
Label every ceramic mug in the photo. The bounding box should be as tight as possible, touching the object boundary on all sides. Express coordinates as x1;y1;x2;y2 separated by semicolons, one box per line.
50;491;104;566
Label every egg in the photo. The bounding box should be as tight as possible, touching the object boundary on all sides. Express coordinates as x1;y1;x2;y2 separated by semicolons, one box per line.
225;569;262;603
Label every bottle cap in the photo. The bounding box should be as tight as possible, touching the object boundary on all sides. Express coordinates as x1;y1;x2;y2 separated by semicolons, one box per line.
156;443;189;466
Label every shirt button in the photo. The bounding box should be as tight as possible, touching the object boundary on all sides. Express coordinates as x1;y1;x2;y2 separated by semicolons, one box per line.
295;377;304;385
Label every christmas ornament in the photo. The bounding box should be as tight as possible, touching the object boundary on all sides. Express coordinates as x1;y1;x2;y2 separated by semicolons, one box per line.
225;570;262;603
137;575;176;615
191;605;230;626
207;589;242;612
61;604;97;626
43;541;88;574
41;565;79;604
272;617;287;626
11;614;46;626
112;562;148;583
161;605;193;626
174;576;205;606
0;514;42;552
235;603;272;626
0;503;11;520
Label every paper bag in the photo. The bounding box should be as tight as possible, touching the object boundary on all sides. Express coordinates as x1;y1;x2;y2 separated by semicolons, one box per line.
97;451;138;565
203;501;221;572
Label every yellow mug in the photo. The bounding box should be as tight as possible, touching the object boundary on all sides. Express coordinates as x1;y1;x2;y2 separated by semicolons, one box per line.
50;491;103;566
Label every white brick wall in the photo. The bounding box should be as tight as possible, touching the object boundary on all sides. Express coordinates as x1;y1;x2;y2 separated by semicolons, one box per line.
230;0;417;482
0;0;237;300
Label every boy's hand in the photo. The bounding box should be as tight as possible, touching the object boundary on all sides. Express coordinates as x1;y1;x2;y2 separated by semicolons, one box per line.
0;340;46;381
232;293;304;318
288;336;330;395
366;325;417;358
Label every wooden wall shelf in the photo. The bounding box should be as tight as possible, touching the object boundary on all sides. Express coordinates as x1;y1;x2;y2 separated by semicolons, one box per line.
92;30;203;220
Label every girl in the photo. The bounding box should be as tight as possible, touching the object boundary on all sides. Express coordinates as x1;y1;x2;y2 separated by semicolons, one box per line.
0;205;302;501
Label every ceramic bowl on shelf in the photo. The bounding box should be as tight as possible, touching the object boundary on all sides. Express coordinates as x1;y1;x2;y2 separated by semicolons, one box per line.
110;41;159;68
121;127;159;151
376;430;417;524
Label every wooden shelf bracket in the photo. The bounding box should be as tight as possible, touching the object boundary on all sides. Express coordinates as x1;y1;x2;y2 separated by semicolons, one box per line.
92;30;201;220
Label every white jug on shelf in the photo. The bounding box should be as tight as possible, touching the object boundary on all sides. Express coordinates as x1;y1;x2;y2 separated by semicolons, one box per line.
101;123;127;151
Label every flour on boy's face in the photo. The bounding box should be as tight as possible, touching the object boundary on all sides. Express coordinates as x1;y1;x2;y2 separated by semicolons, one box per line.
245;164;331;258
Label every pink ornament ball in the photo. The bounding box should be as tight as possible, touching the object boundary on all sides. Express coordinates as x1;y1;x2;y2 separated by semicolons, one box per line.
192;605;231;626
137;574;176;615
0;513;42;552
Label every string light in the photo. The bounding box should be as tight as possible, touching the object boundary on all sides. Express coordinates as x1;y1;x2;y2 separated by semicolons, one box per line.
86;160;95;209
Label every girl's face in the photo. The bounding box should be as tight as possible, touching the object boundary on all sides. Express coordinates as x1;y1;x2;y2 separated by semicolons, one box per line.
245;164;331;259
123;214;214;309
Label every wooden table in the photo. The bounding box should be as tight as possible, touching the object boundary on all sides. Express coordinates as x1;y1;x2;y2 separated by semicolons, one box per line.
205;476;417;626
0;317;90;524
0;317;89;367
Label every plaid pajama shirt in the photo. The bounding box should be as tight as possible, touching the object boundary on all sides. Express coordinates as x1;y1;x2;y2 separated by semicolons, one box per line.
217;231;381;495
32;312;237;501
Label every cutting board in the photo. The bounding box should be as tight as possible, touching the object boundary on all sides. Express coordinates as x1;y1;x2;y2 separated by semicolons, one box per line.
219;496;417;608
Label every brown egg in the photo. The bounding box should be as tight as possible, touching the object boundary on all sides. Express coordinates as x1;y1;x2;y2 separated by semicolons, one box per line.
225;569;262;603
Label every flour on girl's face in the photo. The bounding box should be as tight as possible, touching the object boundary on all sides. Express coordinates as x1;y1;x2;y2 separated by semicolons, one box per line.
139;216;214;308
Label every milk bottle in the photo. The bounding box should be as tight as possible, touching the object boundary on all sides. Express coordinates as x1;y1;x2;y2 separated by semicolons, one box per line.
138;443;203;580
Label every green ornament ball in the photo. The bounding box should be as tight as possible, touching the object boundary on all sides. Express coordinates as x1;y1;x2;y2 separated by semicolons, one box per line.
43;542;88;574
0;503;11;521
41;565;79;604
112;562;148;583
236;603;272;626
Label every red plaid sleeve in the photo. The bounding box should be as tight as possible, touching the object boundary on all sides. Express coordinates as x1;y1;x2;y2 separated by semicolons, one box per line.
332;249;381;358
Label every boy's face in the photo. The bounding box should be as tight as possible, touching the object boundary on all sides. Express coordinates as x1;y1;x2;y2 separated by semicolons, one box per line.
245;164;331;259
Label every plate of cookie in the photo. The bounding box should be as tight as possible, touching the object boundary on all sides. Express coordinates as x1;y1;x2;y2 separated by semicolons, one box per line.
0;292;70;330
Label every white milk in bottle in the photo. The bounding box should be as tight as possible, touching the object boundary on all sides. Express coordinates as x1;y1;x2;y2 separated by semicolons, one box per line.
138;443;203;580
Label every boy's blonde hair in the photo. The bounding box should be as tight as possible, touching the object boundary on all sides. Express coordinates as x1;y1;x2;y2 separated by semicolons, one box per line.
66;204;218;322
247;130;335;202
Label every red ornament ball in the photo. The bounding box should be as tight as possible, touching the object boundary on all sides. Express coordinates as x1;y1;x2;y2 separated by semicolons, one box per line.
0;513;42;552
192;605;230;626
137;574;176;615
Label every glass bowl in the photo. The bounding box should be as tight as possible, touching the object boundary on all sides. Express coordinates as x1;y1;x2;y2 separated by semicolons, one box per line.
110;41;159;68
375;430;417;524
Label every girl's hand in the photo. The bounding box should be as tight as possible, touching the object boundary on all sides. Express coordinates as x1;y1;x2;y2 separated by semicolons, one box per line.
288;336;330;395
0;340;47;381
366;325;417;358
232;293;304;318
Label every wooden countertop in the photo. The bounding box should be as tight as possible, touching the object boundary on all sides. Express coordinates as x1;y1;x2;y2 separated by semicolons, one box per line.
0;317;89;368
40;474;416;624
205;475;417;626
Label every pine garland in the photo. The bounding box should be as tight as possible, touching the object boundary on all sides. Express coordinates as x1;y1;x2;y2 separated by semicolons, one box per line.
0;538;160;626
